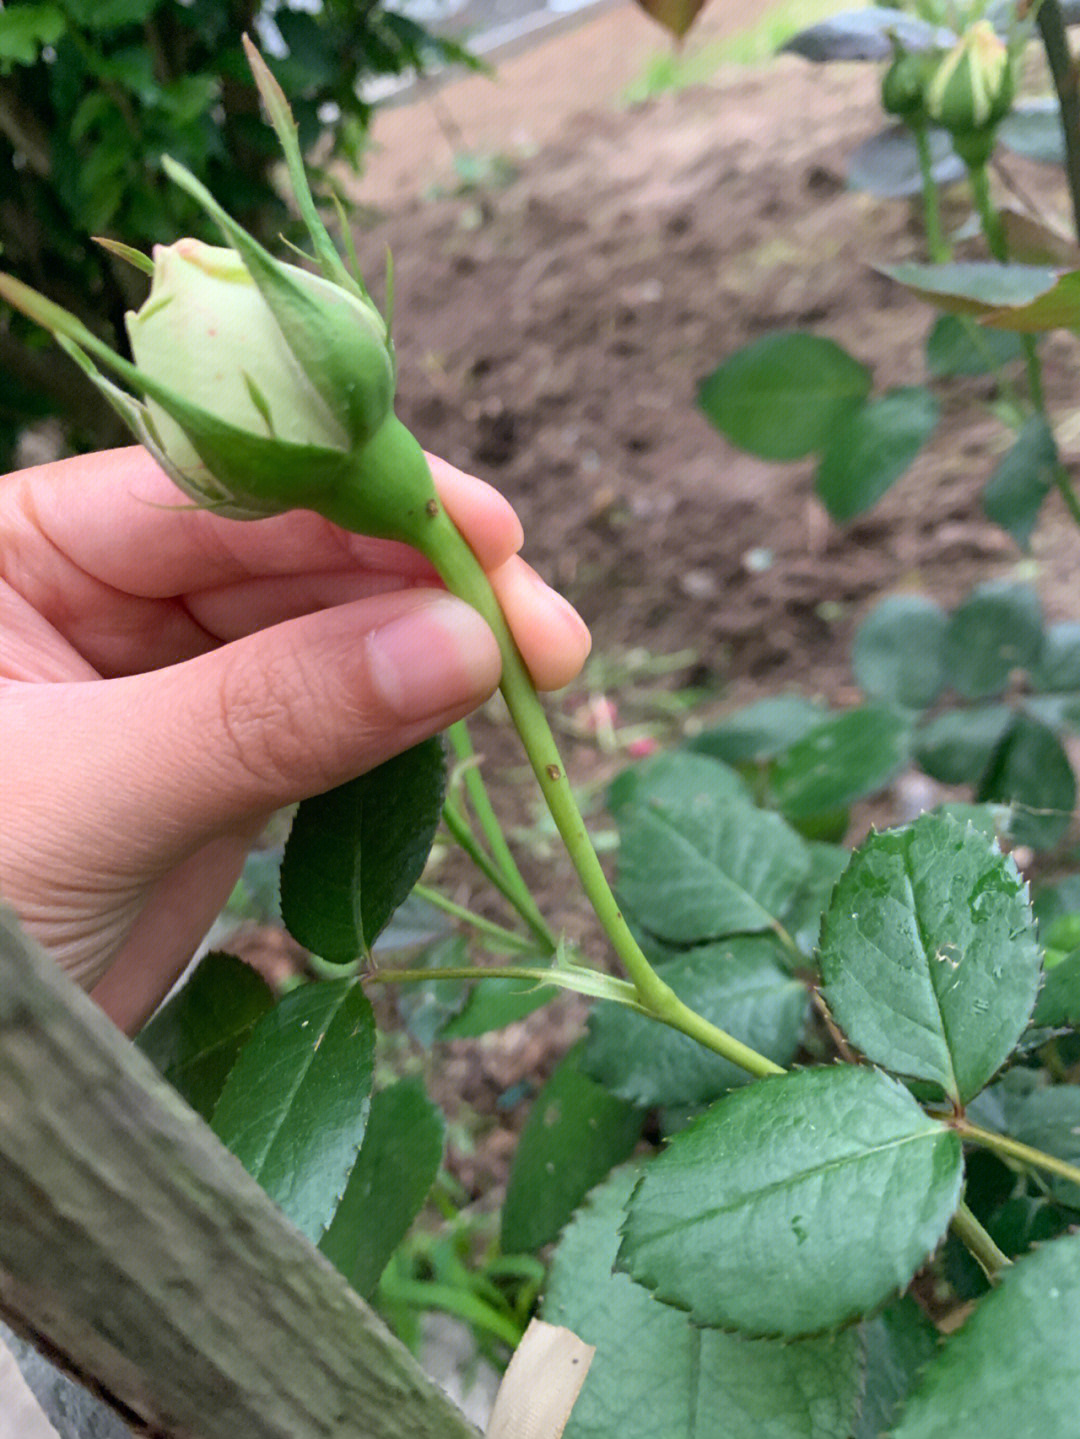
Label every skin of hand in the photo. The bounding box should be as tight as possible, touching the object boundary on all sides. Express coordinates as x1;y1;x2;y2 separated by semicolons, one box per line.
1;447;591;1032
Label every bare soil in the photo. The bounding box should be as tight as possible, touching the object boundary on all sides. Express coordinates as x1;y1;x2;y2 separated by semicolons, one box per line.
280;8;1080;1199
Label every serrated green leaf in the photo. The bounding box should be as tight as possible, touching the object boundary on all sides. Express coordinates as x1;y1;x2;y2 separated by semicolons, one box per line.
280;738;446;962
914;705;1015;786
501;1044;644;1254
616;787;810;944
607;748;750;818
982;416;1057;550
439;971;553;1039
688;695;831;765
136;951;275;1121
785;841;851;958
770;706;912;819
942;581;1044;700
852;596;949;709
820;813;1040;1104
1033;948;1080;1028
1033;622;1080;693
815;387;939;523
620;1065;963;1337
582;935;808;1106
857;1297;940;1439
697;332;871;461
892;1231;1080;1438
977;714;1076;850
925;314;1024;378
544;1168;864;1439
211;978;375;1242
319;1077;443;1298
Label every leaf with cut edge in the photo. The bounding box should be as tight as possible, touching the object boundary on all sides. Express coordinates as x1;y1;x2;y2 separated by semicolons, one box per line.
544;1167;864;1439
820;813;1040;1105
925;314;1024;378
941;581;1044;700
914;705;1015;786
319;1077;443;1299
620;1065;962;1338
211;978;375;1243
770;706;912;819
779;8;954;62
616;791;810;945
881;262;1059;319
856;1297;939;1439
977;714;1075;850
136;952;275;1121
983;415;1057;551
891;1230;1080;1439
852;596;948;709
280;737;446;962
697;332;871;461
815;387;940;523
998;97;1066;166
847;125;964;199
501;1044;644;1255
688;695;831;765
582;935;808;1107
631;0;708;40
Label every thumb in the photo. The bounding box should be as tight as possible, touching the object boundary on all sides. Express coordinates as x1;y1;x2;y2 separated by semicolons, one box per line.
22;589;500;882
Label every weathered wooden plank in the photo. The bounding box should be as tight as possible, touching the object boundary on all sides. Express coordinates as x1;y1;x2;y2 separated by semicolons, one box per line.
0;909;480;1439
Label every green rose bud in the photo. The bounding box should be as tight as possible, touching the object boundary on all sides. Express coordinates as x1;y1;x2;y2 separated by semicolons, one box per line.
925;20;1014;140
880;46;933;123
0;38;446;546
124;237;393;508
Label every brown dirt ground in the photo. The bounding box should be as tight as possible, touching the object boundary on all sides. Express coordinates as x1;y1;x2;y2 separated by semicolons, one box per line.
253;7;1080;1202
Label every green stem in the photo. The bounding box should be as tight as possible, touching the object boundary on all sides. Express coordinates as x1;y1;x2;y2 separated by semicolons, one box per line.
411;883;537;953
441;800;557;950
1036;0;1080;245
950;1201;1010;1281
912;121;948;262
965;163;1080;532
956;1117;1080;1189
419;502;782;1080
968;161;1007;262
446;720;550;938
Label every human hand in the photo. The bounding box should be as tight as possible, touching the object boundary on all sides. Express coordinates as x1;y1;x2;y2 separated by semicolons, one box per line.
2;447;590;1030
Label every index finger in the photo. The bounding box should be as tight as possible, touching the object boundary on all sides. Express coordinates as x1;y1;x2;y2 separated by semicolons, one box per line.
8;446;526;600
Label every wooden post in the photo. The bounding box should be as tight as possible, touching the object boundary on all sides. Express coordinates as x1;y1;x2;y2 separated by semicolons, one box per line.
0;909;481;1439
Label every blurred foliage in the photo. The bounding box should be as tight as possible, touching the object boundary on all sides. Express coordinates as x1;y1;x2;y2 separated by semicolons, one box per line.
0;0;476;467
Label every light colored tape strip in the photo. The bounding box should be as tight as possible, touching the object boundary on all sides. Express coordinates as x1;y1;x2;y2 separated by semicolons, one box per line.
486;1319;595;1439
0;1340;61;1439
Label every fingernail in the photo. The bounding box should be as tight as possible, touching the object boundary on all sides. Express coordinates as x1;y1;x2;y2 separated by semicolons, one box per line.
365;595;500;721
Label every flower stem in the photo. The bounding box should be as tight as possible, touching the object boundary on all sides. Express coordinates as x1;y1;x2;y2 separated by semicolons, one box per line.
950;1200;1010;1281
441;799;556;950
956;1117;1080;1189
912;121;948;263
968;161;1007;262
447;719;547;931
420;501;782;1079
412;882;538;953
